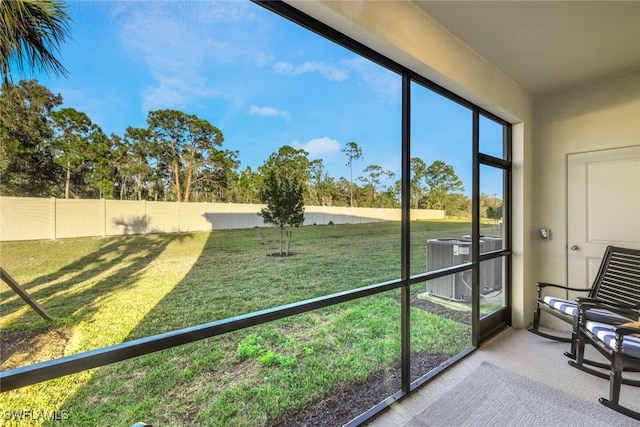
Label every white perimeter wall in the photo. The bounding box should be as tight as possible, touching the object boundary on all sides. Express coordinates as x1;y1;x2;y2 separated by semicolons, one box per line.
0;197;444;241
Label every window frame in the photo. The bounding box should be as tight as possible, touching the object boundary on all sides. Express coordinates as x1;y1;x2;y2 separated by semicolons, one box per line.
1;2;513;424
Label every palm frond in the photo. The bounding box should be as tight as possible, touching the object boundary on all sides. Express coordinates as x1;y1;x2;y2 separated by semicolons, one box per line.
0;0;71;83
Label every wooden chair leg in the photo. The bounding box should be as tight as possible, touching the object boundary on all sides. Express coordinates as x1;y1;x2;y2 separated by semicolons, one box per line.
528;306;573;342
599;398;640;421
598;355;640;420
600;372;640;422
609;362;623;404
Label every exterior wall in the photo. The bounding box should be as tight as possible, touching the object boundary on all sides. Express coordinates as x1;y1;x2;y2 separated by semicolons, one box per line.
532;69;640;326
288;0;534;328
0;197;444;241
0;197;56;241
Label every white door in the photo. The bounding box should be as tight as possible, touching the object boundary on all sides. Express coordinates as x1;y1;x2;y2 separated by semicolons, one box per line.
567;145;640;295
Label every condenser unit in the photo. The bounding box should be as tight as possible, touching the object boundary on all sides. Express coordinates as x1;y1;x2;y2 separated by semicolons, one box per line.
462;235;504;294
426;239;473;301
478;236;503;294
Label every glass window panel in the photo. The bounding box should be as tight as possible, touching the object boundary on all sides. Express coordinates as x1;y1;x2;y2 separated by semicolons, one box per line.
1;0;403;369
410;81;473;277
479;164;507;317
480;165;505;246
410;282;472;380
53;292;401;425
479;115;504;158
480;257;506;317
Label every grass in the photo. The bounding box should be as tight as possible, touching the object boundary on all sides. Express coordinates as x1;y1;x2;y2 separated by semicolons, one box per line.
0;220;492;426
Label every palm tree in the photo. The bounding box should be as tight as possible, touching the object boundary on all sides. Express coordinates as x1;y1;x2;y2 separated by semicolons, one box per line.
341;141;362;208
0;0;71;84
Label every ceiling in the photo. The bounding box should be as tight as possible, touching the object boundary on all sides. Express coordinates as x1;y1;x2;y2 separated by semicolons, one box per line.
412;1;640;96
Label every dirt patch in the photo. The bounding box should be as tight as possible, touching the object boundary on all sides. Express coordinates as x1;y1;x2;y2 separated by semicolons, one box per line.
272;350;450;427
410;292;473;325
1;327;70;370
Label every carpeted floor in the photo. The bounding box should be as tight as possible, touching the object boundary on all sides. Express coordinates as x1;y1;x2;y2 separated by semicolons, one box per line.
406;361;637;427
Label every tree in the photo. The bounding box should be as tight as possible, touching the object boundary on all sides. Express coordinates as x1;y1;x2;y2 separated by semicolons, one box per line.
0;79;62;196
117;127;154;200
259;146;307;256
358;164;395;207
0;0;71;83
84;130;115;199
486;204;503;225
308;159;336;206
50;107;101;198
410;157;428;209
485;193;503;226
424;160;464;213
237;166;261;204
335;177;352;207
340;141;362;207
199;148;239;202
147;109;224;202
447;193;471;218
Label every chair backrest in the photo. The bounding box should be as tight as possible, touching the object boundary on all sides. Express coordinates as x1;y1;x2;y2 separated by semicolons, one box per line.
589;246;640;307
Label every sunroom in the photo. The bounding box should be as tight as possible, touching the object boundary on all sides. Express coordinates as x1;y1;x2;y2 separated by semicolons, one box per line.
1;1;639;426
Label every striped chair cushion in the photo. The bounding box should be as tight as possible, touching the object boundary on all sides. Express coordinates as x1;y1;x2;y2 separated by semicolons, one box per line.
543;296;578;316
586;321;640;359
543;296;631;324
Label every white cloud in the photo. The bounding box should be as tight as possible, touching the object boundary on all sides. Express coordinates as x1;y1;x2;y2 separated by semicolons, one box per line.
255;52;275;67
249;105;290;121
273;60;348;81
115;1;261;113
293;137;341;157
273;61;294;74
342;57;401;103
271;56;399;102
140;71;222;112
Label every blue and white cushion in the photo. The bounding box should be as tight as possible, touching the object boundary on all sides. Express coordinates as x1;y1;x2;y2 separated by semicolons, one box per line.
543;296;631;324
543;296;578;316
586;320;640;359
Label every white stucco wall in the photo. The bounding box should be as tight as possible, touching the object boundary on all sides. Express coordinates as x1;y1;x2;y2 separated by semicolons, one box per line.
532;69;640;297
287;0;535;328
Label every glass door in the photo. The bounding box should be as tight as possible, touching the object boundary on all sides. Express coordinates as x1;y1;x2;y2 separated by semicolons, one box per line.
475;114;511;344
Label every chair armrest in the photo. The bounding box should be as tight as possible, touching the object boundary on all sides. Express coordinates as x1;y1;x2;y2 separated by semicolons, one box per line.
614;325;640;338
536;282;590;292
576;298;640;321
577;297;640;311
535;282;590;299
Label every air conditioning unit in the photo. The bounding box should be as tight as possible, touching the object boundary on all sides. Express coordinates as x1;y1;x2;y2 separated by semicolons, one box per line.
426;239;474;301
478;236;503;294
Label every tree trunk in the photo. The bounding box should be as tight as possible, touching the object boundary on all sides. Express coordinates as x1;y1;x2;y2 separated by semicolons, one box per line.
171;158;182;202
183;168;192;202
285;230;292;256
279;226;284;255
65;159;71;199
136;172;142;200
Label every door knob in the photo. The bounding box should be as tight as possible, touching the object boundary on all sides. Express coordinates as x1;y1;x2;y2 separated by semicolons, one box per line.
570;245;579;250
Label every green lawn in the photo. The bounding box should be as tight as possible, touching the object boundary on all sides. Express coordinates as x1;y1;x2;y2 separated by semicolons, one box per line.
0;220;484;426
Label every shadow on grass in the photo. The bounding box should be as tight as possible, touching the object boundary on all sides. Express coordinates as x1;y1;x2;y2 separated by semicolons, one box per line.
0;217;192;366
54;221;473;426
2;236;192;323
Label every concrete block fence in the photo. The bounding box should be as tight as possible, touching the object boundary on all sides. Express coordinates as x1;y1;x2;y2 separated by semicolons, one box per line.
0;197;444;241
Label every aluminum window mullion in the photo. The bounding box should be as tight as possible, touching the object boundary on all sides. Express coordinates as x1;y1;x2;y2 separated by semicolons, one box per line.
400;72;412;394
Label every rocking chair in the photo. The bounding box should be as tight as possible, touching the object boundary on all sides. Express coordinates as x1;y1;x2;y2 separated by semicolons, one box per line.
568;299;640;420
529;246;640;359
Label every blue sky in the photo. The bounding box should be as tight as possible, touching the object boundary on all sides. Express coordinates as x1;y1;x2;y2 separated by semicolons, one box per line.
28;0;503;196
